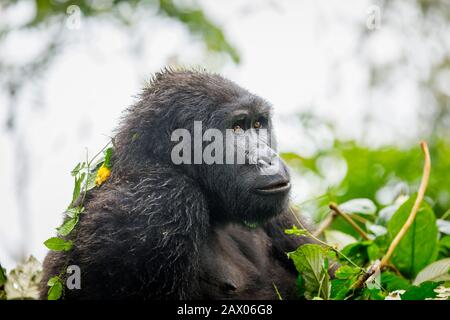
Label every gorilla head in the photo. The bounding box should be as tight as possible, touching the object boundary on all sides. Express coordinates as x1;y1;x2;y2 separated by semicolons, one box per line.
114;69;291;225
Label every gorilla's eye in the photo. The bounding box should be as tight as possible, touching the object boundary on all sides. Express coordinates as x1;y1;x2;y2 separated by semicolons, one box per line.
232;119;246;133
233;124;243;133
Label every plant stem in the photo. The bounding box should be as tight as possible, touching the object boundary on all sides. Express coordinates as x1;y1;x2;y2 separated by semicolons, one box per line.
379;141;431;268
313;211;337;237
351;141;431;289
329;203;370;240
289;207;362;270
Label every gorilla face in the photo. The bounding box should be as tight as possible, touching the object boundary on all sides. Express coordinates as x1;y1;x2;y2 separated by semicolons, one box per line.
193;92;292;225
124;71;292;225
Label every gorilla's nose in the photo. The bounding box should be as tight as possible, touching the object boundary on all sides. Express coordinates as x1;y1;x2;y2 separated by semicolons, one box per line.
256;146;277;168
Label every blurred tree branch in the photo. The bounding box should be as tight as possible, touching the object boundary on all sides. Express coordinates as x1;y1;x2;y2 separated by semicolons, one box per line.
0;0;239;130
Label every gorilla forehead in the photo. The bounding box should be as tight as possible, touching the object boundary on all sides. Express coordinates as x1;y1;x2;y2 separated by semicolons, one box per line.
146;69;271;116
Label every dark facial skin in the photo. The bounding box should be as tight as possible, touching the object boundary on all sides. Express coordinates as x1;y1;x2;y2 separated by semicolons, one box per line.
197;99;292;224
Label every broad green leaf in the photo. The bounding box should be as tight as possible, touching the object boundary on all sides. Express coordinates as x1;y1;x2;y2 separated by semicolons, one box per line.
362;288;386;300
288;244;331;299
296;275;305;298
334;266;361;279
47;276;60;287
330;278;352;300
330;266;361;300
339;198;377;215
400;281;441;300
388;195;439;277
413;258;450;285
56;217;79;236
324;230;357;250
380;271;411;291
47;276;63;300
340;241;372;266
367;242;384;262
44;237;73;251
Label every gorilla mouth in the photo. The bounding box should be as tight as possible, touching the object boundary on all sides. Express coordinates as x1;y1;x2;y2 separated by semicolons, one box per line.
255;181;291;195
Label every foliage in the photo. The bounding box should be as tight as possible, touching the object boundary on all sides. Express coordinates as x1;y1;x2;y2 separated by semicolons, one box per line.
42;143;114;300
283;140;450;300
0;0;239;131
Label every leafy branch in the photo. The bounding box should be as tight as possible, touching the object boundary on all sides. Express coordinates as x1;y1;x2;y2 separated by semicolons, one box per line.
352;141;431;290
43;140;114;300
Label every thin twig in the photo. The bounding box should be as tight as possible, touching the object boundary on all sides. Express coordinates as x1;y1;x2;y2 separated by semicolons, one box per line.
352;141;431;289
329;203;370;240
349;214;369;225
273;283;283;300
289;207;362;270
313;211;337;237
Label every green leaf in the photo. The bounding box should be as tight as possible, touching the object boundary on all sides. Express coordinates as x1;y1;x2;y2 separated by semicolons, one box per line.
340;241;372;266
104;147;113;169
65;206;84;218
362;288;386;300
47;276;60;287
367;242;384;262
413;258;450;285
330;278;352;300
71;172;86;205
47;276;63;300
44;237;73;251
85;171;97;191
284;225;308;237
334;266;361;280
380;271;411;291
388;195;439;277
330;266;361;300
438;235;450;259
288;244;331;299
296;275;305;298
56;216;79;236
70;162;84;177
400;281;441;300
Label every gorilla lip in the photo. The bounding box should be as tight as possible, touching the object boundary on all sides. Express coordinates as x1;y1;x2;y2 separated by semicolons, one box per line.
255;181;291;195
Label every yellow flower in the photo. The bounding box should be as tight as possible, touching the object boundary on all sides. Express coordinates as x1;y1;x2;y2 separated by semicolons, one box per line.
95;164;111;186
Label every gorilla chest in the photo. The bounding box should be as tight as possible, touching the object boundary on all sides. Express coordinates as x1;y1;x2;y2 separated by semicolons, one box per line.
198;224;297;299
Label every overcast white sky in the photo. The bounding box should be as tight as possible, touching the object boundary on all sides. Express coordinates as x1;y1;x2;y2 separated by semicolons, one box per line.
0;0;446;269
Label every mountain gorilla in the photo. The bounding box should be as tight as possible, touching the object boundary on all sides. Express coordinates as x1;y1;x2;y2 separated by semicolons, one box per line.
40;69;314;299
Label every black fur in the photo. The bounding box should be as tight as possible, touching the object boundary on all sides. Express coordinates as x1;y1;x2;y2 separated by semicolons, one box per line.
40;69;314;299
